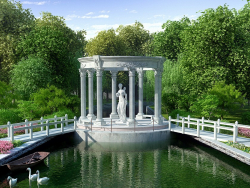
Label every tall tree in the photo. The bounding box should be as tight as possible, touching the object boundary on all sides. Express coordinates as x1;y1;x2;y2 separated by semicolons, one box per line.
17;12;86;93
0;0;35;82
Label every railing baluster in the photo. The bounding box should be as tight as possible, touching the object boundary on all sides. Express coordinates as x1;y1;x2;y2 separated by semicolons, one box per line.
197;120;200;137
214;122;217;140
65;114;68;127
169;116;171;131
30;123;33;140
61;118;64;133
177;114;180;127
46;120;49;136
182;118;185;134
25;119;28;134
11;124;14;142
217;119;220;133
41;117;44;131
202;117;204;131
54;115;57;128
233;121;238;143
7;121;10;138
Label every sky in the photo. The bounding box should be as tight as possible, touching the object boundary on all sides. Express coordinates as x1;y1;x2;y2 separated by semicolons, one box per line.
20;0;248;40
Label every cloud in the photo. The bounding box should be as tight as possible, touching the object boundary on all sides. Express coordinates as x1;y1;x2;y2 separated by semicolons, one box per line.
172;16;183;21
100;10;110;13
80;16;92;19
130;10;137;13
86;12;94;15
65;14;78;21
91;24;120;30
92;15;109;18
22;1;47;5
153;15;165;18
143;23;164;33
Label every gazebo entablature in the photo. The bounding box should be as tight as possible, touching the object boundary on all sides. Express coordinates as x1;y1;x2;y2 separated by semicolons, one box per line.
78;55;165;127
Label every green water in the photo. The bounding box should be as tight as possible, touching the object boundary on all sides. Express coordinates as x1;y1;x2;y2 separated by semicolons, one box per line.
1;132;250;188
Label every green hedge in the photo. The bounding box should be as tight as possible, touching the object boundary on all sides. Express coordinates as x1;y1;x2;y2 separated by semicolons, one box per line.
0;109;22;125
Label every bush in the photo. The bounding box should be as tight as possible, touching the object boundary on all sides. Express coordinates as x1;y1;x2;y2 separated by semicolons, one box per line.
169;109;192;119
241;112;250;125
12;140;25;147
0;141;13;154
0;109;22;125
43;109;75;119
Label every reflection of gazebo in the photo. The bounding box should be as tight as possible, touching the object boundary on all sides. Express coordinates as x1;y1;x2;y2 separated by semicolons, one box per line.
77;55;165;126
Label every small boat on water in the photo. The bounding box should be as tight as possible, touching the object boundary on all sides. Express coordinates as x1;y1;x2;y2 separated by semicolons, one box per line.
6;152;50;171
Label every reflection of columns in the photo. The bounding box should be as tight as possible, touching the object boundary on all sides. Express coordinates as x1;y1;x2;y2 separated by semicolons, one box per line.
154;69;163;125
136;68;144;119
128;153;135;188
127;68;137;126
110;71;119;119
96;152;103;187
79;69;87;123
138;153;143;187
95;69;106;126
154;150;161;188
87;69;96;120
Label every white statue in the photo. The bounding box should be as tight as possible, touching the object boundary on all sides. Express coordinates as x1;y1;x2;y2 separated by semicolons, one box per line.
116;83;127;123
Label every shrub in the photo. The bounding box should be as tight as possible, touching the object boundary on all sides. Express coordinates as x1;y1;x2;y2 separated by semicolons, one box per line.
0;109;22;125
0;141;13;154
241;112;250;125
238;127;250;138
43;109;75;119
169;109;192;119
12;140;25;147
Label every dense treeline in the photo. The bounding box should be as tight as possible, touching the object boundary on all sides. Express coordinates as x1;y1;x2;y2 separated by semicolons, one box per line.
1;0;250;124
0;0;86;123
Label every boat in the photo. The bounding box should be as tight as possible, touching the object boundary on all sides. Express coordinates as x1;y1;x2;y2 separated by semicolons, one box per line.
6;152;50;171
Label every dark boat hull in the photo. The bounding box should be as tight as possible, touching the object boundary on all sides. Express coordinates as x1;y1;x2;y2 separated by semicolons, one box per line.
6;152;50;171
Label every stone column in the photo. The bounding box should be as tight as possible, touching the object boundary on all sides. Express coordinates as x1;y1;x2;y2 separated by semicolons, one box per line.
127;68;137;126
136;68;144;119
154;69;163;125
110;70;119;119
79;68;87;123
87;69;96;120
95;68;106;126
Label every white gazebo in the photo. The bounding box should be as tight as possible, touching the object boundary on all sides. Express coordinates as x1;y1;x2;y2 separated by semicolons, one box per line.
77;55;165;127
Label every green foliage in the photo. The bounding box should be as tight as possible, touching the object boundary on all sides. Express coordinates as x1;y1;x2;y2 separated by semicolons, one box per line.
17;12;86;92
0;108;22;124
0;0;35;82
190;94;220;119
143;71;154;101
12;140;25;148
85;29;125;56
241;112;250;125
11;55;52;100
43;109;75;119
162;93;179;114
17;100;41;120
0;81;16;108
152;17;190;60
169;109;193;119
208;81;245;119
116;21;150;56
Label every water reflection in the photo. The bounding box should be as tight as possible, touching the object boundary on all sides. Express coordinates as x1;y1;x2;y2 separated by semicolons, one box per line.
1;134;250;187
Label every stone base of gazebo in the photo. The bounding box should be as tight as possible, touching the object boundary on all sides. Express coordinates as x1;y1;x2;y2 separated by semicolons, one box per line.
76;118;169;143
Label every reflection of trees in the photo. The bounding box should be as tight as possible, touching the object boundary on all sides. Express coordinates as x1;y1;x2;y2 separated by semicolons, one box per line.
44;142;250;187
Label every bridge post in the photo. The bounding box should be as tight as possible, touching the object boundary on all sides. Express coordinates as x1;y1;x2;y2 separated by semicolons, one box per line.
197;120;200;137
188;115;190;128
30;123;33;140
202;117;204;131
41;117;44;131
46;120;49;136
25;119;28;134
61;118;64;133
54;115;57;128
74;116;77;130
233;121;238;143
10;124;14;142
65;114;68;126
214;122;217;140
182;118;185;134
217;119;220;133
7;121;10;138
177;114;180;126
168;116;171;130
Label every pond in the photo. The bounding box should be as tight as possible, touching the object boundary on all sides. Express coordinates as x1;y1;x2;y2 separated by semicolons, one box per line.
1;132;250;187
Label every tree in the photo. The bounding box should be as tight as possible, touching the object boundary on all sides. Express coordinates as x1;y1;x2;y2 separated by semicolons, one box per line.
116;21;151;56
17;12;86;93
0;81;15;109
11;55;52;100
0;0;35;82
152;17;190;60
180;4;250;98
190;94;220;119
208;81;245;119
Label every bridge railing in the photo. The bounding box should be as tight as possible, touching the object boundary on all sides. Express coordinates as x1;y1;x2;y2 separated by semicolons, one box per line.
168;114;250;143
0;114;78;142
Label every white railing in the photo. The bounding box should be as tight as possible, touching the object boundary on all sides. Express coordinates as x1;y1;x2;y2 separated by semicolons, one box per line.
0;114;78;142
168;114;250;143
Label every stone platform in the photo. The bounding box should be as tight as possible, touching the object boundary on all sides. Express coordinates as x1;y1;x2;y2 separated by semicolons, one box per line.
76;118;170;142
